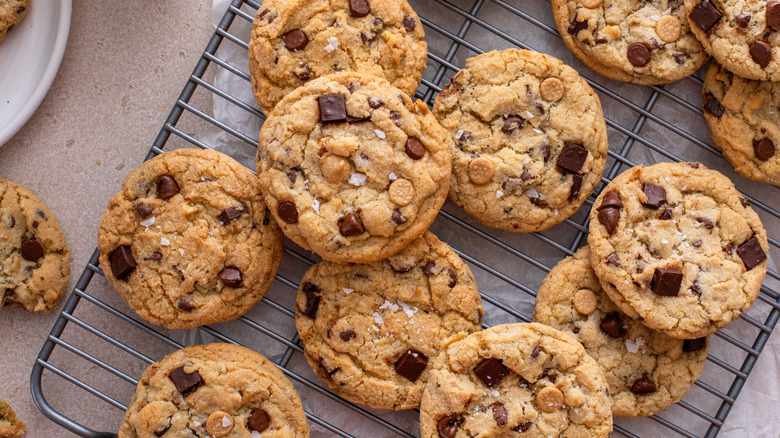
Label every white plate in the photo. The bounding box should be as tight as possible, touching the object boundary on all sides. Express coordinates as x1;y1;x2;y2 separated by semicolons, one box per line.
0;0;71;147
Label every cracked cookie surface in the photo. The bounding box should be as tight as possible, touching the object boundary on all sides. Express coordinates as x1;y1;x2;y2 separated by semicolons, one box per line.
432;49;608;233
98;148;283;329
533;246;709;417
588;162;768;339
118;343;309;438
0;400;26;438
295;232;483;410
702;62;780;186
248;0;427;115
0;0;30;44
419;323;613;438
0;179;69;313
257;72;450;263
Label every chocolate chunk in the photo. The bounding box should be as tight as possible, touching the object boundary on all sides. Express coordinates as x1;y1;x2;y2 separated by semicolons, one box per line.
520;169;533;183
651;268;683;296
607;252;620;266
287;170;298;186
673;53;687;64
688;162;700;169
531;345;542;358
689;0;722;31
473;358;509;387
21;239;43;262
768;1;780;31
296;65;311;81
144;251;162;262
7;215;14;228
600;312;626;338
248;409;270;432
491;402;508;427
658;208;672;220
405;137;426;159
346;115;370;124
735;12;751;27
568;18;588;36
373;17;383;27
257;8;269;20
277;201;298;224
339;329;356;341
422;260;436;275
502;114;525;134
154;420;171;437
696;216;714;230
598;208;620;235
569;174;583;200
458;131;473;145
627;43;651;66
301;283;321;318
631;374;657;394
724;242;735;255
598;191;623;210
168;366;203;395
529;197;548;207
690;280;701;294
754;138;775;161
683;337;707;352
447;268;457;288
282;29;308;51
541;368;558;383
349;0;370;17
219;266;243;287
737;236;767;270
750;41;772;68
339;213;364;236
368;97;384;108
556;143;588;174
403;16;417;31
177;299;195;311
136;203;153;218
641;183;666;209
318;94;347;123
156;175;179;199
109;245;136;280
513;423;532;432
395;349;428;382
437;415;462;438
389;111;402;126
692;240;702;248
595;37;608;44
391;210;407;224
219;203;249;224
703;93;724;117
740;197;750;207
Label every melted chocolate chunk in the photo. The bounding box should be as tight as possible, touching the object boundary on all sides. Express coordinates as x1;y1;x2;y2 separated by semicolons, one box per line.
631;374;657;394
168;366;203;395
339;213;364;236
513;423;532;432
368;97;385;109
529;197;548;207
282;29;308;51
300;282;321;318
145;251;162;262
20;239;43;262
642;183;666;209
735;12;751;27
627;43;651;66
750;41;772;68
219;266;243;287
473;358;509;387
339;329;356;341
607;252;620;266
737;236;767;270
531;345;542;358
422;260;436;275
391;210;407;224
219;203;249;224
277;201;299;224
502;114;525;135
136;203;153;218
651;268;683;296
703;93;724;117
491;402;508;427
689;0;722;31
296;65;311;81
600;312;626;338
403;16;417;31
556;143;588;174
177;299;195;311
598;208;620;235
598;191;624;210
683;337;707;352
109;245;136;280
395;349;428;382
405;137;426;159
767;1;780;31
754;138;775;161
569;174;583;200
696;216;715;230
568;18;588;36
659;208;672;220
248;409;270;432
156;175;179;199
349;0;370;17
318;94;347;123
437;415;462;438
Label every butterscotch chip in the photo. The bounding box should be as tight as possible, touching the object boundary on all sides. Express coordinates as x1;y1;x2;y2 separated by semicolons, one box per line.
573;289;598;314
322;155;351;183
468;157;494;185
206;411;234;437
540;77;566;102
656;15;681;43
389;178;415;206
580;0;603;9
537;387;565;412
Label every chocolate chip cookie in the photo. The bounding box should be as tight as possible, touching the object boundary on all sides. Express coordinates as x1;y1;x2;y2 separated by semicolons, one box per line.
702;62;780;186
419;322;613;437
588;162;768;339
1;179;69;313
257;72;451;263
552;0;708;84
433;49;608;232
248;0;427;115
98;148;283;329
119;343;309;438
295;232;483;410
0;401;25;438
533;247;709;417
0;0;30;44
685;0;780;81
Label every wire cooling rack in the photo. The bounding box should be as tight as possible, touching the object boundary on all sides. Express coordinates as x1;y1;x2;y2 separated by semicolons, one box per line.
31;0;780;437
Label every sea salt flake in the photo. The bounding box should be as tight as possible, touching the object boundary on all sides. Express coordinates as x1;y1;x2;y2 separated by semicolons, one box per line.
371;324;379;332
372;312;384;325
650;15;660;20
222;416;233;427
140;217;155;227
496;190;504;199
252;431;262;438
193;420;202;427
554;209;559;216
526;187;541;198
179;249;185;256
325;36;339;52
342;287;354;295
379;300;400;312
533;128;543;134
455;130;464;139
374;129;386;139
625;337;645;353
399;301;419;318
662;239;669;244
388;172;398;181
160;237;170;246
490;389;500;397
523;156;531;164
526;110;535;119
313;198;321;214
348;173;367;186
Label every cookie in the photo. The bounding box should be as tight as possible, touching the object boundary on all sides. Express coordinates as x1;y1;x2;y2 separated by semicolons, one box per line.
588;162;768;339
118;343;309;438
419;322;613;438
433;49;608;232
702;62;780;186
0;0;30;44
533;247;709;417
685;0;780;81
295;231;483;410
98;148;283;329
0;401;25;438
257;72;450;263
248;0;427;115
1;179;69;313
552;0;709;84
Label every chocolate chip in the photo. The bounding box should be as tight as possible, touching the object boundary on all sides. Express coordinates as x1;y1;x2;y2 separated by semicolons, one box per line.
277;201;298;224
296;65;311;81
405;137;426;159
282;29;308;51
339;329;356;341
598;191;623;210
703;93;724;117
598;208;620;235
724;242;735;255
641;183;666;209
737;236;767;270
607;252;620;266
373;17;383;27
651;268;683;296
694;216;714;230
21;239;43;262
735;12;751;27
156;175;179;199
572;327;581;334
220;203;249;224
673;53;687;64
339;213;364;236
7;215;15;229
136;203;153;218
154;420;171;437
168;366;203;395
750;41;772;68
458;131;473;145
144;252;162;262
248;409;270;432
541;368;558;383
360;32;371;45
502;114;525;134
600;312;626;338
767;1;780;31
403;16;417;31
318;94;347;123
422;260;436;275
519;169;533;183
219;266;243;287
368;97;384;108
257;8;269;20
349;0;370;16
447;268;457;288
568;18;588;36
689;0;722;31
395;349;428;382
529;197;548;207
177;299;195;311
391;210;407;224
569;174;583;200
287;170;298;186
301;283;321;318
627;43;651;66
491;402;508;427
389;111;402;126
513;423;532;432
631;374;657;394
347;115;370;124
683;337;707;352
557;143;588;174
595;37;608;44
543;144;552;163
657;208;672;220
437;415;462;438
754;138;775;161
473;358;509;387
690;280;701;294
109;245;136;280
740;197;750;207
32;221;38;229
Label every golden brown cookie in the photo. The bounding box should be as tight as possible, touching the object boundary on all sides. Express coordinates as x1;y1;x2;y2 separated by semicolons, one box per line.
0;0;30;44
0;401;25;438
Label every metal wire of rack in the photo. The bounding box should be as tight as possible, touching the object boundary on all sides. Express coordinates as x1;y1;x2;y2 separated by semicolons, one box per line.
30;0;780;437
